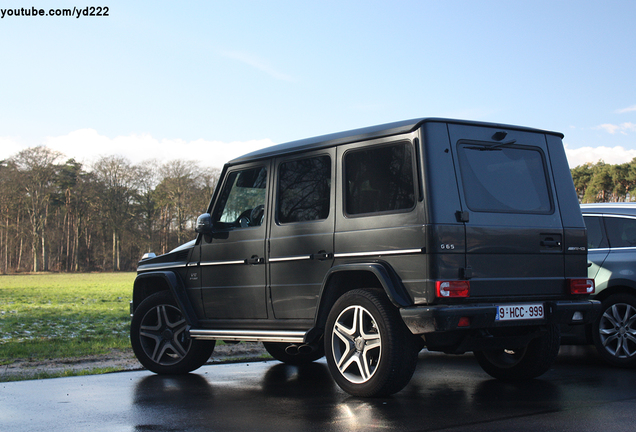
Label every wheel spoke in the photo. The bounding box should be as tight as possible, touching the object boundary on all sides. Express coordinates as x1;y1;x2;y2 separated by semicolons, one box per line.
602;333;619;347
619;304;632;324
353;306;365;335
616;338;627;358
605;307;620;328
338;351;360;375
334;320;355;340
356;353;372;381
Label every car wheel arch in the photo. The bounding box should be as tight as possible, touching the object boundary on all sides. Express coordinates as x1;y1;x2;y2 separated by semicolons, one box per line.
594;283;636;303
133;271;199;327
311;263;413;334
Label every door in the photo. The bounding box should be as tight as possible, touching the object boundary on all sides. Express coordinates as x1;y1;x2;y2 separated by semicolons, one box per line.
200;164;269;319
448;124;564;297
268;151;335;319
582;214;609;281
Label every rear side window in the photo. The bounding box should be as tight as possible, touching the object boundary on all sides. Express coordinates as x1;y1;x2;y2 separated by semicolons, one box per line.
345;142;415;215
604;216;636;248
277;155;331;223
457;144;552;214
583;215;608;249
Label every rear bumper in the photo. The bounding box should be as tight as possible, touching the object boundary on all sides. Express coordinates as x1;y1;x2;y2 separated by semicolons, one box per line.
400;299;601;335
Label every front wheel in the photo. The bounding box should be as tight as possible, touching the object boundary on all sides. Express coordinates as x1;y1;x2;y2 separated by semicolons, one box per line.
325;289;420;397
131;291;215;374
474;324;561;380
592;293;636;367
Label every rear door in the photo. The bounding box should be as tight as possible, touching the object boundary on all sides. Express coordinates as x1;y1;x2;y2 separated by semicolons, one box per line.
268;150;336;319
447;124;565;298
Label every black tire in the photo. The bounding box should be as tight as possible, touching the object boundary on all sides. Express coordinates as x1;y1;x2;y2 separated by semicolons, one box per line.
131;291;215;374
592;293;636;368
263;341;325;365
325;289;420;397
474;324;561;380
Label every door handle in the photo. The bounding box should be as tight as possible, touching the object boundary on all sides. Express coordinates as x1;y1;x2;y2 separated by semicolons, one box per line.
245;256;264;265
310;251;333;261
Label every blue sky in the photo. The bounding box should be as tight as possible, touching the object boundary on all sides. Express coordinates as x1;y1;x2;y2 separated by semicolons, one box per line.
1;1;635;168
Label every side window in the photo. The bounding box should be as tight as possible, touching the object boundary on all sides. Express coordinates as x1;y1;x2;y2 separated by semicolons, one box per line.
345;142;415;215
277;155;331;223
214;166;267;228
583;215;608;249
604;216;636;248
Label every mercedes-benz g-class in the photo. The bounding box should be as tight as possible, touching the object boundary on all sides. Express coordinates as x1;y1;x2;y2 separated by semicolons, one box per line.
130;118;599;397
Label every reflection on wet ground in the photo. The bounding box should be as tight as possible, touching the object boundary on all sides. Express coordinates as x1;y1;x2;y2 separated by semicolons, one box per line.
2;346;635;432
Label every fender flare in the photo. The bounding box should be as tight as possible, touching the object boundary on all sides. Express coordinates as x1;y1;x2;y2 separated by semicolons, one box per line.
312;262;413;328
133;271;200;327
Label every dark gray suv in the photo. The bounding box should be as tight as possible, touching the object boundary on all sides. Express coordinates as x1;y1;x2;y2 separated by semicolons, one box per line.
576;204;636;367
130;118;599;397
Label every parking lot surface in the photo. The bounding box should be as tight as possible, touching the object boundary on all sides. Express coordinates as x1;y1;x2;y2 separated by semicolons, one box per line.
1;347;635;432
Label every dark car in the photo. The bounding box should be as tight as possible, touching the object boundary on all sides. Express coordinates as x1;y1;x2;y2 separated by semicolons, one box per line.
129;118;599;397
575;203;636;367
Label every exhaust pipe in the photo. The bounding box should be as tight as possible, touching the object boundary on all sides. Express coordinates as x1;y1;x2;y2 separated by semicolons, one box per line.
285;344;300;355
284;343;316;356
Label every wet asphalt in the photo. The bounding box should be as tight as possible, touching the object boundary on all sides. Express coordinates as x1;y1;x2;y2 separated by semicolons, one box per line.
1;346;635;432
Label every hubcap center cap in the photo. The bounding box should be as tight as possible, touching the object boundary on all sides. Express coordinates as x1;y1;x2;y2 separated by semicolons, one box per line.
354;336;365;351
162;329;174;340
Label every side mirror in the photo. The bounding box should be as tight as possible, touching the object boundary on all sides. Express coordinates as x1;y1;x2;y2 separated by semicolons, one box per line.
195;213;213;234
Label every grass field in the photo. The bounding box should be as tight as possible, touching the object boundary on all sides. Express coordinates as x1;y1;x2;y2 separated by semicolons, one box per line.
0;272;135;365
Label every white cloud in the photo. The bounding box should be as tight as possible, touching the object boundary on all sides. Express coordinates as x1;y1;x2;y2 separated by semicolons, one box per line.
220;50;294;81
0;129;275;169
565;144;636;167
595;123;636;135
0;136;24;161
616;105;636;114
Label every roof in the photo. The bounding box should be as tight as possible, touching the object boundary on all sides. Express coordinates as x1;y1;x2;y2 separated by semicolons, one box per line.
228;117;564;166
581;203;636;216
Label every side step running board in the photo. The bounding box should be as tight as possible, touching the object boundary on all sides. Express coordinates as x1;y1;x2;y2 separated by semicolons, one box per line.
189;329;306;343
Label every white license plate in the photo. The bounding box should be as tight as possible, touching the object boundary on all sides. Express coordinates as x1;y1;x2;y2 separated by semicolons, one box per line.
496;304;544;321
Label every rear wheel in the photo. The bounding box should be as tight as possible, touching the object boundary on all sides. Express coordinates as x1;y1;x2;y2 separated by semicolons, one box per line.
474;324;561;380
131;291;215;374
592;293;636;367
325;289;420;397
263;342;325;365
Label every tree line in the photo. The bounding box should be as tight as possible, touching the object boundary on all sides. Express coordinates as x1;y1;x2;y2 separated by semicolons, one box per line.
1;145;634;274
0;146;220;273
571;158;636;203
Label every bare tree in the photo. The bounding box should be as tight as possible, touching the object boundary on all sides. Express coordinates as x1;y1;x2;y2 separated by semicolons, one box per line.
93;155;139;271
11;147;62;272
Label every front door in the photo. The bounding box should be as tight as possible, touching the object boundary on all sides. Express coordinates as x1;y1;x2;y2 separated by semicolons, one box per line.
200;164;269;319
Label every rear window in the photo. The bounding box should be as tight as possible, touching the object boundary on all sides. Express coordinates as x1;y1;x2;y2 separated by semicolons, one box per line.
457;144;553;214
